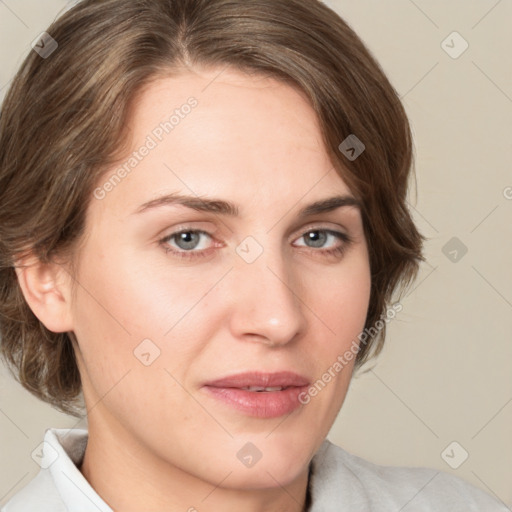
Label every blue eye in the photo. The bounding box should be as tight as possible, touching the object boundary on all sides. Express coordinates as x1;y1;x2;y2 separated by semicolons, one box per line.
170;231;207;251
159;230;215;260
296;229;349;250
159;228;352;261
294;229;353;259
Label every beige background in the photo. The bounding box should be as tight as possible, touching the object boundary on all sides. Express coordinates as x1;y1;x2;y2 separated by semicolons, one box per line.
1;0;511;507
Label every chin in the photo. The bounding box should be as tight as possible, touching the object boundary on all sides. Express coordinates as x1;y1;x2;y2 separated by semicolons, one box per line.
222;457;308;491
214;439;312;490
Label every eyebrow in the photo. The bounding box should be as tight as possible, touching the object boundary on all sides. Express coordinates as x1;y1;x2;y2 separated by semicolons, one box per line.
132;192;361;218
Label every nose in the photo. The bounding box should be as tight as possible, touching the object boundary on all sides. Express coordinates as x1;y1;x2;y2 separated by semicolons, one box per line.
227;244;307;347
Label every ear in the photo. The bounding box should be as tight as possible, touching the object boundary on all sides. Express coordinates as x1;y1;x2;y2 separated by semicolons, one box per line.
14;253;74;333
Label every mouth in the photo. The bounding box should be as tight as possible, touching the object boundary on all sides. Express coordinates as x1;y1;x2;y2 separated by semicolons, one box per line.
238;386;289;392
201;371;310;418
203;370;310;389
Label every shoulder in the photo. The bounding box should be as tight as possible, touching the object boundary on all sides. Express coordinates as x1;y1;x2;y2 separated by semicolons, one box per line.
1;427;92;512
308;439;509;511
1;470;67;512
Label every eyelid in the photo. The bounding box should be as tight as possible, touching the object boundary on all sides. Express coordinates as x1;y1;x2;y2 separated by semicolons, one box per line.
159;222;352;258
295;221;348;234
161;221;349;242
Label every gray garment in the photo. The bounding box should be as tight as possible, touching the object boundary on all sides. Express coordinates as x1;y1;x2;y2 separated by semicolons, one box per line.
2;428;508;511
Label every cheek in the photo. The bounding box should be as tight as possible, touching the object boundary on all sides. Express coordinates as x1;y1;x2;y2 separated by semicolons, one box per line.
69;251;166;390
70;246;220;392
319;253;372;341
70;258;199;435
305;252;371;392
73;242;189;338
289;262;371;451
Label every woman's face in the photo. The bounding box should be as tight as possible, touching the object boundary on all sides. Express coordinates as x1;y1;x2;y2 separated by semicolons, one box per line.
70;67;371;492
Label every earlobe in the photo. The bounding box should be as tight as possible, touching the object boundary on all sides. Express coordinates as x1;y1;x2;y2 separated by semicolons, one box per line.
14;254;74;333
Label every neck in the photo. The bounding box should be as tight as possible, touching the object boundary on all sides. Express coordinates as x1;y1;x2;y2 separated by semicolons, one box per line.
78;408;311;512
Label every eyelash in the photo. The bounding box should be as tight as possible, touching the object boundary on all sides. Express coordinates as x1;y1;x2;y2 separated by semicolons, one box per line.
158;227;353;261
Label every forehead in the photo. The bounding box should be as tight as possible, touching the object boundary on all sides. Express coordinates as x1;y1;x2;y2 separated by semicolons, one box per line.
131;67;328;156
94;67;353;219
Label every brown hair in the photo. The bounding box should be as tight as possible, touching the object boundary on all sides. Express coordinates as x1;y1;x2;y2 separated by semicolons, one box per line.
0;0;425;417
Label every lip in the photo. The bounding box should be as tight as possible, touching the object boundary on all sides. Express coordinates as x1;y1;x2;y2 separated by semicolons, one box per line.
203;371;310;388
201;371;310;419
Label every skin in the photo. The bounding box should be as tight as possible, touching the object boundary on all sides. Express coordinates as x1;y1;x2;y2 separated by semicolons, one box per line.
16;67;371;512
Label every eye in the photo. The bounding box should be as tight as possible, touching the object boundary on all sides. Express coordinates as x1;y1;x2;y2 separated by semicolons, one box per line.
159;227;353;261
293;228;352;258
159;229;217;260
